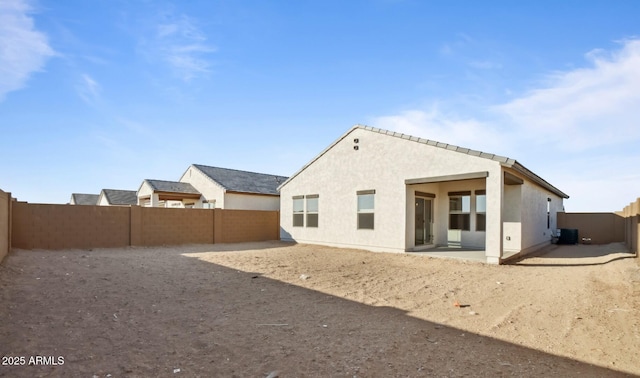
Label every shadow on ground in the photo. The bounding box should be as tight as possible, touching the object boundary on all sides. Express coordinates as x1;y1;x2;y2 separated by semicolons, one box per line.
510;242;637;267
0;245;633;377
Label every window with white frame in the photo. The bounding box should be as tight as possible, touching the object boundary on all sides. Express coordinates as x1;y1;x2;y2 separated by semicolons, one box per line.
449;191;471;231
293;196;304;227
306;195;319;228
357;190;375;230
475;190;486;231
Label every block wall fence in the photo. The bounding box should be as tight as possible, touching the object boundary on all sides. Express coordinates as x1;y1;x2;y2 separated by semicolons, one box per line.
557;212;626;245
3;199;279;255
0;190;10;263
620;198;640;255
0;189;637;263
557;197;639;256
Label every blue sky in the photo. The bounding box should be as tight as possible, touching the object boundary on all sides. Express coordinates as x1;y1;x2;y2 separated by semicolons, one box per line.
1;0;639;212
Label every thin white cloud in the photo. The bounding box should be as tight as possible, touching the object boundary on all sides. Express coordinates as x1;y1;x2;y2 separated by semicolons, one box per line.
371;39;640;211
495;38;640;151
372;106;511;155
0;0;55;101
76;73;101;106
152;14;215;82
374;39;640;155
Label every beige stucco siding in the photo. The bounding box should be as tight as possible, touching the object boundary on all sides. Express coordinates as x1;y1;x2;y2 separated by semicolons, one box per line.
97;195;109;206
224;193;280;211
518;177;564;253
180;166;226;207
180;166;281;210
137;182;154;199
280;127;503;252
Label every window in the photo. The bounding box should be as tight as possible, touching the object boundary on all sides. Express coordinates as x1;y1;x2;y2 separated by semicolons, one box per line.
547;198;551;229
293;196;304;227
449;191;470;231
293;195;318;228
476;190;486;231
306;195;319;228
357;190;375;230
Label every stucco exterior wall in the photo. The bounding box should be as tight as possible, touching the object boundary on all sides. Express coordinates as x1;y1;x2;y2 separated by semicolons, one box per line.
180;166;226;207
136;181;154;201
518;178;563;253
224;193;280;210
97;194;110;206
180;166;280;210
280;127;502;253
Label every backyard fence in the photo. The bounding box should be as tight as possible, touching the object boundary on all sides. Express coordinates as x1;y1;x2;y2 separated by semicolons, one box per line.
620;198;640;255
557;212;625;244
4;199;279;254
557;198;639;255
0;190;11;263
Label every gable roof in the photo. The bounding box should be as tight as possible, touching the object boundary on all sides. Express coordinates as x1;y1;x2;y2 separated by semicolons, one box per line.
191;164;288;196
279;124;569;199
71;193;99;205
101;189;138;205
143;179;200;194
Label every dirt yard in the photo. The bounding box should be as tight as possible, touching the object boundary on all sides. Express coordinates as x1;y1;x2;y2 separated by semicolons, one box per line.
1;242;638;377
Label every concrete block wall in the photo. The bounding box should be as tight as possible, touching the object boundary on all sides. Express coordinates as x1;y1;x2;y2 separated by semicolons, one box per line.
557;212;625;244
139;207;214;246
0;190;10;263
8;201;279;250
620;198;639;255
11;202;130;250
215;209;280;243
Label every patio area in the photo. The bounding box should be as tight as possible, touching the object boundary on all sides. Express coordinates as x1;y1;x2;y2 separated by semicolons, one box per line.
409;246;487;262
409;245;538;263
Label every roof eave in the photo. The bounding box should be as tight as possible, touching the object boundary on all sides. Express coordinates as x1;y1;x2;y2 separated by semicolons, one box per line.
503;161;570;199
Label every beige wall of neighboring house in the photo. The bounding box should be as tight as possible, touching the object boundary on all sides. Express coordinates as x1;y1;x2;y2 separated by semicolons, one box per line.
97;194;110;206
225;192;281;211
136;181;170;207
279;125;568;264
136;180;203;208
179;165;226;208
179;164;282;211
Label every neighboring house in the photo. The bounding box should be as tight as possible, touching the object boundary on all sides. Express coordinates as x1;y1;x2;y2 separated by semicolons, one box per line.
278;125;569;264
97;189;138;206
69;193;99;205
137;179;203;208
179;164;288;210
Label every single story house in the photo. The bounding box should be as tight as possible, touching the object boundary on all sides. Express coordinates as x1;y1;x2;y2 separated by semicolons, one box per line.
179;164;288;210
69;193;99;205
97;189;138;206
278;125;569;264
137;179;203;208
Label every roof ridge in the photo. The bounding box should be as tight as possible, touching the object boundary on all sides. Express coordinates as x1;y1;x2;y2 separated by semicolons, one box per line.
193;163;287;178
279;124;566;199
355;124;513;164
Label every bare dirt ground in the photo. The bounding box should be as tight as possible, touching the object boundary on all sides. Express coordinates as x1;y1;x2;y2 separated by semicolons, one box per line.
1;241;639;377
